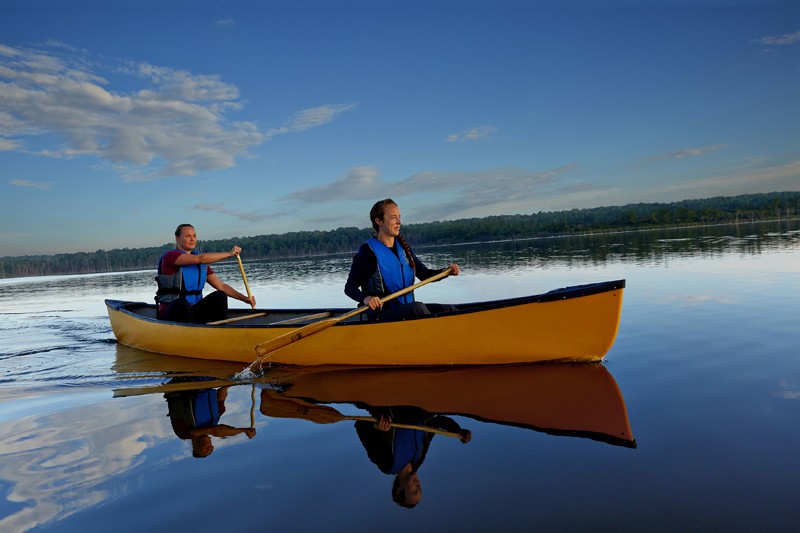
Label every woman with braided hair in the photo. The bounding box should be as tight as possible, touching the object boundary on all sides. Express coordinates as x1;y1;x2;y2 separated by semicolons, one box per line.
344;199;460;321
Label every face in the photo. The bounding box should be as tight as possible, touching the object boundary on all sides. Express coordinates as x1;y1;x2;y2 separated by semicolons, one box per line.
192;435;214;458
403;472;422;506
176;226;197;252
377;204;402;238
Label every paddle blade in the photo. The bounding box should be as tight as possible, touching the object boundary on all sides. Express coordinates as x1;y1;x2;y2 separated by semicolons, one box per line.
255;317;338;357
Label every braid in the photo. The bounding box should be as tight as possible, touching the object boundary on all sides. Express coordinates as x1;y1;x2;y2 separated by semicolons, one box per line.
396;234;415;272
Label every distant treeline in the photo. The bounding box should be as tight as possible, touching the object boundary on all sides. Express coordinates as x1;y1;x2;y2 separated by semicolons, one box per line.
2;191;798;279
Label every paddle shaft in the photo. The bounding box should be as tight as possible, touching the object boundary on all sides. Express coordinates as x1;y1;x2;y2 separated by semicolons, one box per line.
345;416;462;439
252;267;453;361
236;254;255;309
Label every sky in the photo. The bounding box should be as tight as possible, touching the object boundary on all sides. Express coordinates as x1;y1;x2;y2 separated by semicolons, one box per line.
1;0;798;257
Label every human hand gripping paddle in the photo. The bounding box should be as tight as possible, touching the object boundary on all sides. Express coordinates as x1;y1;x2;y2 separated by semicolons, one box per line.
247;267;454;372
208;254;263;326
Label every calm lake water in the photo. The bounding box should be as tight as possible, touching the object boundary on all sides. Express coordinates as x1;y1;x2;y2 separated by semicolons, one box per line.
1;221;798;532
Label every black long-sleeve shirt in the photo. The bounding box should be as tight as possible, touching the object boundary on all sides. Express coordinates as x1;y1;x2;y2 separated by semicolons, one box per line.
343;242;446;304
354;407;465;474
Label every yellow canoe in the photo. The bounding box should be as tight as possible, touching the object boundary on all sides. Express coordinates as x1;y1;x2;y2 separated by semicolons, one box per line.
105;279;625;366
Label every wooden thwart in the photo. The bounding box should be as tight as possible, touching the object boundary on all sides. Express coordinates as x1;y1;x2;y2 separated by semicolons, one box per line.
208;312;267;325
270;312;331;325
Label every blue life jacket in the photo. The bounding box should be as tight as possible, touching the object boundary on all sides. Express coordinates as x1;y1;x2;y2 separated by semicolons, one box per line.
190;389;221;428
366;237;415;305
388;428;425;474
166;387;221;431
155;250;208;306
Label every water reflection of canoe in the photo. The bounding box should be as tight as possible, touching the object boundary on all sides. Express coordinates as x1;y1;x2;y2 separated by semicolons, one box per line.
105;279;625;366
112;346;635;448
263;362;636;448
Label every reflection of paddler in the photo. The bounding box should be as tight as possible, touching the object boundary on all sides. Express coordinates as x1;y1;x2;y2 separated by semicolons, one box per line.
166;383;256;458
259;388;466;438
258;390;471;507
354;406;471;508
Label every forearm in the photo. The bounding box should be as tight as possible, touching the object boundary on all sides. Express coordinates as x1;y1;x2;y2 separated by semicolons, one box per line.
219;283;249;303
196;251;235;264
344;281;367;304
413;255;440;280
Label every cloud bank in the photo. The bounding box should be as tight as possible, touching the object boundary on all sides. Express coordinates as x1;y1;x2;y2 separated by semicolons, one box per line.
0;42;354;181
284;163;581;219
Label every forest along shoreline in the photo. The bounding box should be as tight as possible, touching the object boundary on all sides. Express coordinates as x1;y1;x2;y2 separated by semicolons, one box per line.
2;191;798;279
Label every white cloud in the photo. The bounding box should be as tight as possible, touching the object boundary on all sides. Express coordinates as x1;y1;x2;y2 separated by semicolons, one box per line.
0;42;354;181
0;137;20;150
646;159;800;196
753;31;800;46
445;126;497;143
651;144;727;161
9;179;52;190
284;163;581;219
191;202;279;222
265;104;356;139
0;43;261;178
214;18;236;29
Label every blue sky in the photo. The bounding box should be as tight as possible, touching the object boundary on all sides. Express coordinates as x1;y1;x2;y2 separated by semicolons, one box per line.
1;0;798;256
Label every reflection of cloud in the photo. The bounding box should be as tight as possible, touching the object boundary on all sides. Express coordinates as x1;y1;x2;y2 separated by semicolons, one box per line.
445;126;497;143
0;396;172;532
9;179;51;190
664;291;736;306
0;389;255;532
191;202;281;222
283;164;580;220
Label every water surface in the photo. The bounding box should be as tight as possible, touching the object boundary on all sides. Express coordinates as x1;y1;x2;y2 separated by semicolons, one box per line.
1;221;798;532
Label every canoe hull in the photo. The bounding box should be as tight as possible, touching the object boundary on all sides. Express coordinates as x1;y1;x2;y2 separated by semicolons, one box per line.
106;279;625;365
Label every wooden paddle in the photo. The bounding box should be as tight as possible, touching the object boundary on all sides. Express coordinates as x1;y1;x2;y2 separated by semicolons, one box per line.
251;267;453;367
236;254;255;309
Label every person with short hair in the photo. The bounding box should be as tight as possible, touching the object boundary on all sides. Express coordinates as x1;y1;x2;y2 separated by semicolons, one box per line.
155;223;256;323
